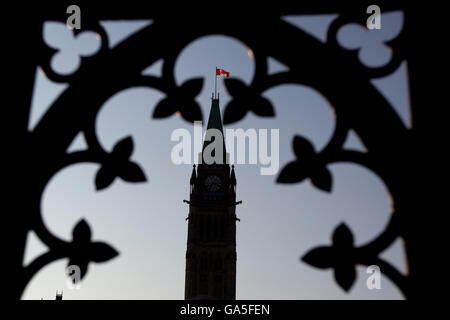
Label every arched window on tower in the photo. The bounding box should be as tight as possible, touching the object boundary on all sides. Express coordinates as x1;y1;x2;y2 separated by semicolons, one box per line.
199;215;205;240
214;255;222;271
200;252;208;271
219;216;225;241
209;251;213;270
213;216;219;241
206;215;212;241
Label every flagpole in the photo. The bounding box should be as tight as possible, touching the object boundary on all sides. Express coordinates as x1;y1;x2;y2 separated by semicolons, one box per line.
214;66;217;99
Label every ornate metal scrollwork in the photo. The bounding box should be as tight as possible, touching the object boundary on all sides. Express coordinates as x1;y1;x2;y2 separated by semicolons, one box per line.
9;3;420;299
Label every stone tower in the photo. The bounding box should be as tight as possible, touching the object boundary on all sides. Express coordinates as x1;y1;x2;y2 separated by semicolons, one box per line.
184;97;239;300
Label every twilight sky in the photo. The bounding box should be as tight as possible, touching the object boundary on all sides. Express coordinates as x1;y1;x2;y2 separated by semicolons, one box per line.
22;11;410;300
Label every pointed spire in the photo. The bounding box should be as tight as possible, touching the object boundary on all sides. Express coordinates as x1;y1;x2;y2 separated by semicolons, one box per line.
190;164;197;184
230;164;236;186
201;97;227;164
205;98;224;134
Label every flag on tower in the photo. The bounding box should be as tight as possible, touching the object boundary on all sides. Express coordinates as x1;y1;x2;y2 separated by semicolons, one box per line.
216;68;230;77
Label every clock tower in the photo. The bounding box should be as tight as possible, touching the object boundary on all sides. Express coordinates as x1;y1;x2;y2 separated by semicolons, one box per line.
184;96;239;300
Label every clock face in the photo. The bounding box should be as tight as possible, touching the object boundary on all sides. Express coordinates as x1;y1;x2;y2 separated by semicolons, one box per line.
204;175;222;192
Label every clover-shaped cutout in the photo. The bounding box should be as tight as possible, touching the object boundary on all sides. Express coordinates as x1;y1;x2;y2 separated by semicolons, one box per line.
43;22;101;75
153;78;203;122
302;223;357;291
95;136;147;190
223;78;274;124
68;219;119;280
277;136;332;192
336;11;403;68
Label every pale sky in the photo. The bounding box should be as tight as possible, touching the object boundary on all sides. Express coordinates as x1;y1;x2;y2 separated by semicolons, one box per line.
22;11;409;300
